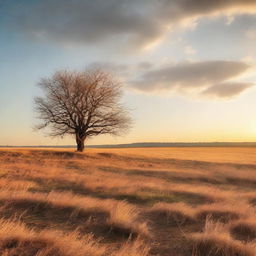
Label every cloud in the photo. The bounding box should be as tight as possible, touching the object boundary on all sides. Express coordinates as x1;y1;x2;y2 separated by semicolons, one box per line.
201;82;254;98
131;61;251;93
6;0;256;48
91;60;253;99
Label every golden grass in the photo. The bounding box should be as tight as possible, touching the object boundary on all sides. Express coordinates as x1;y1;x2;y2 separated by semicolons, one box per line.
191;220;256;256
0;147;256;255
0;219;106;256
191;232;255;256
85;147;256;164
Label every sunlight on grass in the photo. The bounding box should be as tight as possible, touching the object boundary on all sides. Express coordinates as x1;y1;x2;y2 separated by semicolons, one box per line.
0;147;256;255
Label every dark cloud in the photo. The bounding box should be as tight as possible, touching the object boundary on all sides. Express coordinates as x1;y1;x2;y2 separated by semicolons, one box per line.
131;61;251;92
86;60;253;99
201;82;254;98
5;0;256;48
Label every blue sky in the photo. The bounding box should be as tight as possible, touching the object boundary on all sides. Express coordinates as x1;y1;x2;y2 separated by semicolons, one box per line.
1;0;256;145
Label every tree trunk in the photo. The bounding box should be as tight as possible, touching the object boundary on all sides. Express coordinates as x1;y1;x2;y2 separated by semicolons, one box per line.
76;135;85;152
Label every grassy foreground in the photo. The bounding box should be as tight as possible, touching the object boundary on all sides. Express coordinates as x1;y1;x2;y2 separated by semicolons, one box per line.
0;147;256;255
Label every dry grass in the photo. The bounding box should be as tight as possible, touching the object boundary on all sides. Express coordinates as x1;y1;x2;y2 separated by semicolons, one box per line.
0;219;106;256
190;220;256;256
0;147;256;255
191;231;255;256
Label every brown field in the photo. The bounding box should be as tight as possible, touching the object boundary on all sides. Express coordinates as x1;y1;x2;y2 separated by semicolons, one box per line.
0;147;256;256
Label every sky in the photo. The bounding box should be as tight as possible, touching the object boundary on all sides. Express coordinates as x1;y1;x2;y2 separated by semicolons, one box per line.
1;0;256;146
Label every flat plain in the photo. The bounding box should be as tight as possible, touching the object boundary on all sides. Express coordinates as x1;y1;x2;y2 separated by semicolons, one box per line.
0;147;256;256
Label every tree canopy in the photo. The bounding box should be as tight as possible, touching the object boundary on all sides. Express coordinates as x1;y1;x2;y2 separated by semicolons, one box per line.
34;70;131;151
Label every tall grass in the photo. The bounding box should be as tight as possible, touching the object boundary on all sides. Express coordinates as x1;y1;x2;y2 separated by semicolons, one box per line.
0;147;256;255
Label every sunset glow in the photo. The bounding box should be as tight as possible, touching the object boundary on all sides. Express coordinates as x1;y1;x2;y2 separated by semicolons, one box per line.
1;1;256;146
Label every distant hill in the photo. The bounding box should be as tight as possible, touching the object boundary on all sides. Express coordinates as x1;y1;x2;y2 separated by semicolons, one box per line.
1;142;256;148
88;142;256;148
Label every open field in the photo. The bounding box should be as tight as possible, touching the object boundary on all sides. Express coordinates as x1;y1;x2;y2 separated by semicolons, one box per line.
0;147;256;255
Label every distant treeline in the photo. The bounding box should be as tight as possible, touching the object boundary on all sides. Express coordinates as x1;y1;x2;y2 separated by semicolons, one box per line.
1;142;256;148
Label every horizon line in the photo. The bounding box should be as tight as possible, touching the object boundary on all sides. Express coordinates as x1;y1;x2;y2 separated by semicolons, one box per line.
1;141;256;148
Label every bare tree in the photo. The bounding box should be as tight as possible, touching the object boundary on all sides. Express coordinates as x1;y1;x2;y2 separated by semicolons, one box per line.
34;70;131;152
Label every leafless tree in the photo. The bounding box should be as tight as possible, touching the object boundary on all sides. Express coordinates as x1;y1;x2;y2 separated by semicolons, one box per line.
34;70;131;152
